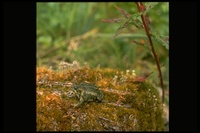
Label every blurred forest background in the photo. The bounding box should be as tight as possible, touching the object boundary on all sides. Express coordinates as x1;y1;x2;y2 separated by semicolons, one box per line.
37;2;168;104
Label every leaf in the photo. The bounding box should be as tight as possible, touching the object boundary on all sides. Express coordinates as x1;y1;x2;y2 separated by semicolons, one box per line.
123;21;129;27
143;2;159;15
140;3;145;12
128;12;144;29
114;5;131;18
131;40;144;46
114;26;124;37
114;19;131;37
151;32;169;50
101;18;124;23
133;72;153;83
131;12;143;19
129;19;144;29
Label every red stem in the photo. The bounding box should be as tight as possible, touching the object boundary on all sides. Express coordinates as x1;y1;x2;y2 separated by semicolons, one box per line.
136;2;165;103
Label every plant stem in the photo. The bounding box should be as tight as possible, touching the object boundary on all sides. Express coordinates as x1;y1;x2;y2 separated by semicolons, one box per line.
136;2;165;103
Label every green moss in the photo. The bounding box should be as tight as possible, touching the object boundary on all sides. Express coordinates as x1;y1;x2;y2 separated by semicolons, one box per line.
37;67;164;131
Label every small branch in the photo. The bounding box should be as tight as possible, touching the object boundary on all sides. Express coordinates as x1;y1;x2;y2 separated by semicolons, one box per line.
136;2;165;103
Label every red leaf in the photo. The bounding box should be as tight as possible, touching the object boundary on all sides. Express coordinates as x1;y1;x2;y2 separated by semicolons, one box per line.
114;5;131;18
133;72;153;83
101;18;123;23
140;3;145;12
133;77;146;82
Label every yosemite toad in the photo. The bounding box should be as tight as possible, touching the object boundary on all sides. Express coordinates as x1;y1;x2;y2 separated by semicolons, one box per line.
71;82;104;107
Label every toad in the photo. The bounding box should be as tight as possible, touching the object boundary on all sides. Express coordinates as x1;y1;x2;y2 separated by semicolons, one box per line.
70;82;104;107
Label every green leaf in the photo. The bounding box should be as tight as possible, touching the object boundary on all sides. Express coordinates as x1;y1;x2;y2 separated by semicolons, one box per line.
129;12;144;29
114;26;124;37
143;2;159;15
129;19;144;29
131;12;143;19
151;32;169;50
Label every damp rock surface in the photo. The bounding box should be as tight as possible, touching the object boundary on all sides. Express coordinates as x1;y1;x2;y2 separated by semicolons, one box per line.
37;67;165;131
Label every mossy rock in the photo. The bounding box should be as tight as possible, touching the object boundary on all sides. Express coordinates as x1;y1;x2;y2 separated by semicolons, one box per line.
36;67;165;131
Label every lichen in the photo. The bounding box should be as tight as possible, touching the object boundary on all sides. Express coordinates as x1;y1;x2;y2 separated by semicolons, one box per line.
36;66;164;131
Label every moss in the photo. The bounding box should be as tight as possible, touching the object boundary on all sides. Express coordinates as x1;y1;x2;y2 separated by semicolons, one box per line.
37;67;164;131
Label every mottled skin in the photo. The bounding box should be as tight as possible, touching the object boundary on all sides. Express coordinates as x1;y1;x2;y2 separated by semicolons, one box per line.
71;82;104;107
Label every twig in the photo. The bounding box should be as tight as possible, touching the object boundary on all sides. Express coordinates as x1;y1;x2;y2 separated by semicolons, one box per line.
136;2;165;103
